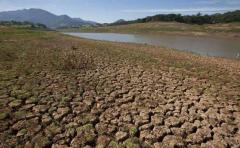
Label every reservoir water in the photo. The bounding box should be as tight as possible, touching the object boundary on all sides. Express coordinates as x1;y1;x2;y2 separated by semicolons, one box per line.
64;32;240;59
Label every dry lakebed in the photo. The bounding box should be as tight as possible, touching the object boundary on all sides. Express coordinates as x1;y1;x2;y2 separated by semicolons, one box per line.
0;26;240;148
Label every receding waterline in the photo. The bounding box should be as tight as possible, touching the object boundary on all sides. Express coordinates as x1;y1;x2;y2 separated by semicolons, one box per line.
64;32;240;59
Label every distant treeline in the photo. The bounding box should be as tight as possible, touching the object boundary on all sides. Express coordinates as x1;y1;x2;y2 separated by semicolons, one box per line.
0;21;47;28
111;10;240;26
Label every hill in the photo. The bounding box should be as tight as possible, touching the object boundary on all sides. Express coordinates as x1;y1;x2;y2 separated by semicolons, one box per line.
0;8;97;28
110;10;240;26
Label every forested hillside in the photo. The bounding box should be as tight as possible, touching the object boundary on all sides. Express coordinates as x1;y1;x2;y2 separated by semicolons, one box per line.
111;10;240;25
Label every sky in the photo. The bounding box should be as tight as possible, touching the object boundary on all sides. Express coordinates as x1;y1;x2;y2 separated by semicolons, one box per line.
0;0;240;23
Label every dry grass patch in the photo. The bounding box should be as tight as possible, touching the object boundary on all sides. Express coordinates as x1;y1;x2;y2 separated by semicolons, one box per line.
54;49;94;71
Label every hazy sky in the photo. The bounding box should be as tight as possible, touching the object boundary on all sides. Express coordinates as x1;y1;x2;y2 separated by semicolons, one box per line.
0;0;239;23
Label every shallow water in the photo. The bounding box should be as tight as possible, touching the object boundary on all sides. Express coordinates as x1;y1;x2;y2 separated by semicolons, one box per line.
64;32;240;59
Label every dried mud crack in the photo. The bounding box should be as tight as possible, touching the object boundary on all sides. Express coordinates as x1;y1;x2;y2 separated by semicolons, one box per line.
0;27;240;148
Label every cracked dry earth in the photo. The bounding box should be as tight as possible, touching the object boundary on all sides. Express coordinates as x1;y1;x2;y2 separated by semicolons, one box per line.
1;63;240;148
0;28;240;148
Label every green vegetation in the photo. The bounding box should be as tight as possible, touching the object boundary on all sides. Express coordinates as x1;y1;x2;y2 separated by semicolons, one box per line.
0;27;94;74
111;10;240;25
0;21;47;29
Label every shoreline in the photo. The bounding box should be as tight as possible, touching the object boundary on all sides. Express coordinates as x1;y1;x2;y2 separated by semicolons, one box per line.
59;22;240;39
61;30;240;39
62;32;240;66
62;31;240;60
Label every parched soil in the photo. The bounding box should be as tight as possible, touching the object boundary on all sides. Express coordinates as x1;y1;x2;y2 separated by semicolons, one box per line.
0;27;240;147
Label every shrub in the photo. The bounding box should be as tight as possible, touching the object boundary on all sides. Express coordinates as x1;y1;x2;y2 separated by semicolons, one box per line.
56;50;94;71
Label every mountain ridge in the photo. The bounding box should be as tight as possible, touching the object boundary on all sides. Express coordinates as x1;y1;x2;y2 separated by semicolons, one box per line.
0;8;98;28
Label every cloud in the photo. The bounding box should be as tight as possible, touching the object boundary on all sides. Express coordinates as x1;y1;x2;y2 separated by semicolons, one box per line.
121;7;239;14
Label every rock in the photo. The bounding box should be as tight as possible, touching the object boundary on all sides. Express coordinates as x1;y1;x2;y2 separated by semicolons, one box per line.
45;123;62;136
52;133;65;143
0;94;9;99
74;113;98;125
61;96;72;102
201;140;227;148
62;113;75;123
83;98;95;106
151;114;164;126
33;105;49;113
115;131;128;142
140;130;157;143
220;123;238;135
153;142;163;148
181;122;197;134
108;141;123;148
152;126;171;140
118;96;134;105
171;127;186;137
129;126;139;137
83;145;93;148
48;107;57;114
165;116;183;127
162;135;185;148
139;111;150;120
0;112;9;120
234;134;240;145
96;135;111;148
0;97;12;107
11;90;31;100
13;111;27;120
122;114;132;123
134;116;149;126
186;127;213;144
71;124;96;147
12;120;26;131
193;120;201;128
27;124;41;137
205;108;219;119
72;102;91;114
139;123;153;131
95;123;108;135
52;107;70;120
65;128;76;138
9;99;22;108
16;129;27;137
25;97;39;104
124;138;141;148
24;141;33;148
51;144;68;148
32;134;52;148
152;106;168;115
65;122;78;129
41;114;52;125
20;104;35;110
0;121;9;132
